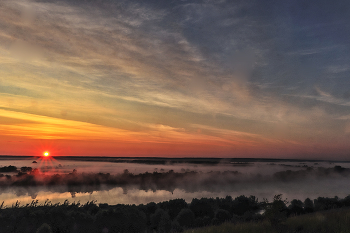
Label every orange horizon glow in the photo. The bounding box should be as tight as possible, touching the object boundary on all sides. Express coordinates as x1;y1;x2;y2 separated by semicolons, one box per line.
0;98;349;159
0;0;350;161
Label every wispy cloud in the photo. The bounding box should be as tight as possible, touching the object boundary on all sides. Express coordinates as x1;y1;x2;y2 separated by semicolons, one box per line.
0;109;139;140
288;86;350;107
0;0;350;157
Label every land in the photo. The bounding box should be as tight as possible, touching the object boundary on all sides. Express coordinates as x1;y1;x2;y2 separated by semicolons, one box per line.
0;155;346;165
0;193;349;233
186;207;350;233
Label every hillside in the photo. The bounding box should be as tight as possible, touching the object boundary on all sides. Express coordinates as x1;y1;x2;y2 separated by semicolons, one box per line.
185;207;350;233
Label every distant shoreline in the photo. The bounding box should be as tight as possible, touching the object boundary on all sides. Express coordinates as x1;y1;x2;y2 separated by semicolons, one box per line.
0;155;349;164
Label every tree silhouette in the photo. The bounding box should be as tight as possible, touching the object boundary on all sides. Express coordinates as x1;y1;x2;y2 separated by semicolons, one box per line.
264;194;288;225
304;198;314;213
150;208;171;233
289;199;304;215
176;208;195;228
215;209;231;223
190;198;215;219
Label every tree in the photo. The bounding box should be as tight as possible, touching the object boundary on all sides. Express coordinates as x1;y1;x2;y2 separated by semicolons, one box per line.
215;209;231;223
190;198;214;219
167;199;188;220
289;199;304;215
127;207;147;233
176;209;195;228
304;198;314;213
264;194;288;225
150;208;171;233
232;195;259;216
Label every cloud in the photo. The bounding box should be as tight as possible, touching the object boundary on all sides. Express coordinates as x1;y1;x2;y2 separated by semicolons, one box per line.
0;0;299;122
0;0;350;157
0;108;140;140
290;87;350;107
327;65;350;74
0;0;259;129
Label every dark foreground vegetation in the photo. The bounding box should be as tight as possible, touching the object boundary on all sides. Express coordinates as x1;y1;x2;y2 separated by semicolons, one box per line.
1;194;350;233
185;207;350;233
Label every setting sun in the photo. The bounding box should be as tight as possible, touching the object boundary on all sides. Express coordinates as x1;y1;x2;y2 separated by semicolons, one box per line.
43;151;50;157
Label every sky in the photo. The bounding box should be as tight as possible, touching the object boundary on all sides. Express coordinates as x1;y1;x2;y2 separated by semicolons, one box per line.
0;0;349;159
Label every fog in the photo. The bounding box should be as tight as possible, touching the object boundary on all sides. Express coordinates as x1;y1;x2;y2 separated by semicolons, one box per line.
1;157;347;175
1;158;350;207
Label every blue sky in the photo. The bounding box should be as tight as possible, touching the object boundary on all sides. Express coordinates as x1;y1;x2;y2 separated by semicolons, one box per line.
0;0;349;158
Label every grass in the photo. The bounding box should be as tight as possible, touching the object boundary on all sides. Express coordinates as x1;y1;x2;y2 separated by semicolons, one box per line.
184;221;273;233
185;208;350;233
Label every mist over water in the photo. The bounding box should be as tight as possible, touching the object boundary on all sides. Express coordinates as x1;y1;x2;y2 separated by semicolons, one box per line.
1;157;350;207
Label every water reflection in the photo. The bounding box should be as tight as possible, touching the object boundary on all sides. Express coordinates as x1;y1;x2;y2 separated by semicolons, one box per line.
1;158;350;206
2;178;350;208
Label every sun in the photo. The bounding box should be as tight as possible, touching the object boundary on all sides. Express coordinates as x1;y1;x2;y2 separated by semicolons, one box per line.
43;151;50;157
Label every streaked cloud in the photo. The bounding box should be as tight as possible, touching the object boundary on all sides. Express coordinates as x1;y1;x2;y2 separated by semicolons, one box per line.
0;0;349;158
0;108;139;140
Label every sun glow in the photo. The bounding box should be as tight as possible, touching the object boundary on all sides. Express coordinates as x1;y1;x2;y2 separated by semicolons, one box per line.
43;151;50;157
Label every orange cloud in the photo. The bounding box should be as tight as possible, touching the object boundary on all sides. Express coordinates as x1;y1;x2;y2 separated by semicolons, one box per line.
0;109;138;141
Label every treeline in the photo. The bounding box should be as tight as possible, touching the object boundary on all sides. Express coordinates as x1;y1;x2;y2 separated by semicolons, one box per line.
2;194;350;233
0;167;242;194
1;165;350;197
0;165;19;173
